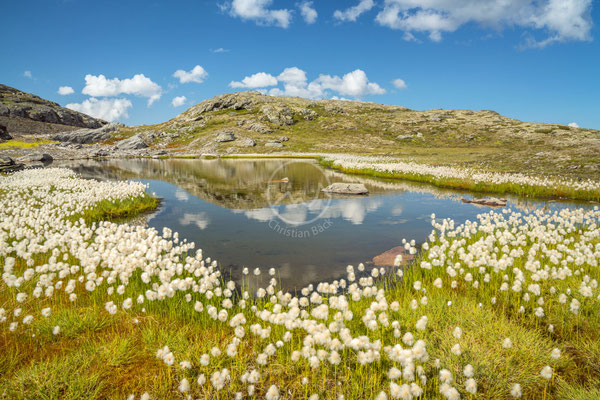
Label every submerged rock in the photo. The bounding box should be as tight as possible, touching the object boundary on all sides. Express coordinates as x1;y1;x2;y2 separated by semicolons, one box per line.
373;246;415;267
462;197;507;207
322;183;369;195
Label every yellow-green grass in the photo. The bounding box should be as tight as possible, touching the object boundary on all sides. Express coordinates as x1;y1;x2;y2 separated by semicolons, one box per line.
0;139;57;149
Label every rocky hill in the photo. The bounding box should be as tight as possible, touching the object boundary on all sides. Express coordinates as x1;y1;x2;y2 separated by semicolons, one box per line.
112;91;600;177
0;84;106;137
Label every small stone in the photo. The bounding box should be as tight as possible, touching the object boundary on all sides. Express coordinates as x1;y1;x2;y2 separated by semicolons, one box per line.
322;183;369;195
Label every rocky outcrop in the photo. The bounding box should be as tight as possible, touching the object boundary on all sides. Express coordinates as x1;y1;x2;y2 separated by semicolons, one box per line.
260;105;294;126
322;183;369;195
0;123;11;141
215;131;236;142
116;134;148;150
192;93;257;114
51;123;122;144
265;141;284;148
237;138;256;147
0;84;106;129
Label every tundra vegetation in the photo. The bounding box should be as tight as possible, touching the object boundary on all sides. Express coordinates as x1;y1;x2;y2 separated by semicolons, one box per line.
1;168;600;400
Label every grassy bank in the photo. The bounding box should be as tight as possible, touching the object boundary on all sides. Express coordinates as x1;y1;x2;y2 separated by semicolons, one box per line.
317;156;600;202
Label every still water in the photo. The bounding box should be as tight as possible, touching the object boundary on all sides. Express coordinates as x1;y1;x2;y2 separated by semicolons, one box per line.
60;158;586;290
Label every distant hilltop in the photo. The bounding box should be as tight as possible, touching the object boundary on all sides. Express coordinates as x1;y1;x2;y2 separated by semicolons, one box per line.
0;84;107;136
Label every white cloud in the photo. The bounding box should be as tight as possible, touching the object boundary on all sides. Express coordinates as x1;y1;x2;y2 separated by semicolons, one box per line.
334;0;375;22
231;67;386;99
375;0;593;46
568;122;579;128
392;78;407;90
66;98;132;122
24;70;32;79
226;0;292;28
299;1;318;24
314;69;386;97
230;72;278;88
232;67;386;99
58;86;75;95
211;47;230;53
171;96;187;107
82;74;162;106
173;65;208;84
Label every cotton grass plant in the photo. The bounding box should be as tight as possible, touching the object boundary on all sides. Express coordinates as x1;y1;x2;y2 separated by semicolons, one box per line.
1;168;600;399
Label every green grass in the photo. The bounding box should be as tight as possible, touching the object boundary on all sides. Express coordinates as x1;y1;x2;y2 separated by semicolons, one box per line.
76;193;160;223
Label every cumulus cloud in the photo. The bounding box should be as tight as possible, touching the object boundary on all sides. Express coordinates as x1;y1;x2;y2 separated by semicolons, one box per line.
568;122;579;128
173;65;208;84
24;71;33;79
82;74;162;106
66;98;132;122
231;67;386;99
334;0;375;22
299;1;318;24
230;72;278;88
392;78;407;90
58;86;75;95
375;0;593;46
171;96;187;107
225;0;292;28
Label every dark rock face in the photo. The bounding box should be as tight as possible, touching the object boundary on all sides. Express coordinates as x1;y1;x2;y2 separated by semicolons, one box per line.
51;123;122;144
0;84;107;129
0;123;11;141
0;155;24;173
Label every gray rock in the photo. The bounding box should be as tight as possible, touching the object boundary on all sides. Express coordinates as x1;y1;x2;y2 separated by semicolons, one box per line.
265;141;284;148
322;183;369;195
17;153;53;164
0;123;11;141
260;105;294;126
116;134;148;150
215;131;236;142
299;108;318;120
238;138;256;147
279;136;289;142
416;132;424;138
51;123;122;144
397;135;415;140
246;122;273;134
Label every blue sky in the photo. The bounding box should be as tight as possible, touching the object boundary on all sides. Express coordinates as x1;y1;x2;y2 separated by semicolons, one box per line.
2;0;598;128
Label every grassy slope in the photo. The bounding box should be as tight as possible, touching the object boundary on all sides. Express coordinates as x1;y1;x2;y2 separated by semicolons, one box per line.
113;92;600;181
